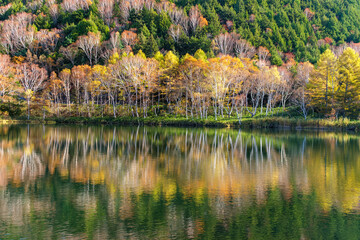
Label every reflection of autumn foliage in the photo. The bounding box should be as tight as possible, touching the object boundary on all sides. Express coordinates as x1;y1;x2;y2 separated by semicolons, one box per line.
1;126;360;239
1;126;360;214
0;127;44;186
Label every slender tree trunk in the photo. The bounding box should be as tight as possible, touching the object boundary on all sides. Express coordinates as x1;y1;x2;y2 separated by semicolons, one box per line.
185;92;188;119
135;87;139;117
112;97;116;118
27;98;30;120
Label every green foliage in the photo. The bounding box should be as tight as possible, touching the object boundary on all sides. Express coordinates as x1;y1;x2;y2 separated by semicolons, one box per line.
76;19;98;36
270;49;283;66
34;14;51;29
143;35;159;57
0;102;22;117
1;0;360;69
194;49;207;61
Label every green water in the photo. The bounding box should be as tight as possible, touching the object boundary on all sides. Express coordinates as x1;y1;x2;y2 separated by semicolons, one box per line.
0;125;360;239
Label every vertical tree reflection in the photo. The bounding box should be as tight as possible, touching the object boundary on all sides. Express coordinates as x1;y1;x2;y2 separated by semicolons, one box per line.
0;126;360;239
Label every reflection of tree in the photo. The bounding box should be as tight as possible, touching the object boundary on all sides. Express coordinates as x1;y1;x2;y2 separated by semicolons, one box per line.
17;148;43;181
1;126;360;238
16;126;44;181
2;126;360;212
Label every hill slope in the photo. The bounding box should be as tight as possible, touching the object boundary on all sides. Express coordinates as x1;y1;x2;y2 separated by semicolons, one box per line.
0;0;359;66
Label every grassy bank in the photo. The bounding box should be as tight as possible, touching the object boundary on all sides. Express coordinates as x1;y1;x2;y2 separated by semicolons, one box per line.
9;116;355;132
1;115;360;132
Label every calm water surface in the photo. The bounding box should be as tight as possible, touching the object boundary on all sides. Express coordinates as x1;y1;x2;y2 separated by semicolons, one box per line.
0;125;360;239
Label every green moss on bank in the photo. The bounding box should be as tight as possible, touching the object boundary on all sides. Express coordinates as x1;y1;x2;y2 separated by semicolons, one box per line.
45;116;360;132
2;116;359;132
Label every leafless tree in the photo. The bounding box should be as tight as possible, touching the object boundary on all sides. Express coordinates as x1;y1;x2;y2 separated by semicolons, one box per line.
60;44;78;66
278;67;294;110
49;4;59;24
59;69;72;110
349;42;360;54
98;0;114;26
214;32;238;55
27;0;42;12
331;43;347;57
109;31;122;51
0;3;12;16
36;28;61;53
235;39;255;58
258;46;270;67
76;32;101;65
121;30;138;48
188;5;201;32
293;62;314;119
61;0;90;12
168;24;183;43
168;8;186;25
0;12;35;54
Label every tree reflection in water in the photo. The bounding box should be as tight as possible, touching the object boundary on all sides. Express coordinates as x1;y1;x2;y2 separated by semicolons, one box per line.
0;125;360;239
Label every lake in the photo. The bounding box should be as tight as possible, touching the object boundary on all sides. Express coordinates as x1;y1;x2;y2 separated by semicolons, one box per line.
0;125;360;239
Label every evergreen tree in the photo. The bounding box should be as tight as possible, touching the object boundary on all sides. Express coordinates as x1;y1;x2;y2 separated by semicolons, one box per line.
143;35;159;57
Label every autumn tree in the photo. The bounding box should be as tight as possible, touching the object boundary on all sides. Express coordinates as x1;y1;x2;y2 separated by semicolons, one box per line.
60;44;78;66
109;31;122;53
335;48;360;117
46;72;63;116
258;46;270;67
121;30;138;52
307;49;337;114
178;54;209;118
110;53;145;117
188;5;207;32
139;59;159;117
159;51;180;115
98;65;118;117
168;8;186;26
294;62;313;119
77;32;101;66
208;56;243;119
59;69;72;111
17;63;47;119
71;65;91;115
244;64;262;117
61;0;90;12
0;73;17;103
213;32;238;56
49;4;59;24
235;39;255;58
168;24;183;43
278;67;294;110
36;28;61;54
0;54;16;102
263;67;281;115
98;0;114;26
0;13;35;55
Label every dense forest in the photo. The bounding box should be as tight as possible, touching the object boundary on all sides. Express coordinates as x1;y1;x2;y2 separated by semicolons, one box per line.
0;0;360;120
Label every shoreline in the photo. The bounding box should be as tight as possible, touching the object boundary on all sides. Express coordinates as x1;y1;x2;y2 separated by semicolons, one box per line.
1;116;359;132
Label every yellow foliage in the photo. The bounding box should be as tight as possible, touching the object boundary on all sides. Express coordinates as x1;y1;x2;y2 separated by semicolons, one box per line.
108;52;120;64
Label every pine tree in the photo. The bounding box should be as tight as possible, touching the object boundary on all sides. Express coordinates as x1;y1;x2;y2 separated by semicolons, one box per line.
144;35;159;58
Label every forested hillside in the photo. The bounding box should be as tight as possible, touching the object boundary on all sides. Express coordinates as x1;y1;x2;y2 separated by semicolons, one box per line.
0;0;360;121
1;0;360;64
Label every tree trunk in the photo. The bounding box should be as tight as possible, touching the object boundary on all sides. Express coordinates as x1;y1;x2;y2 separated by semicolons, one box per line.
27;98;30;120
113;98;116;118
